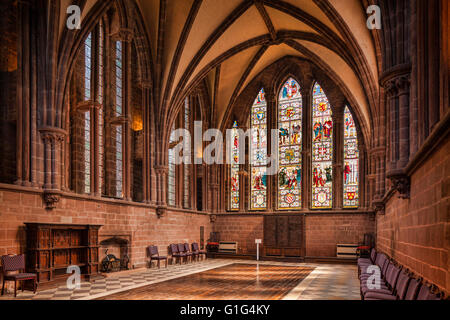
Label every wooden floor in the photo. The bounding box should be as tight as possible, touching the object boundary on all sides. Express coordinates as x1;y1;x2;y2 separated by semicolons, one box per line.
97;263;315;300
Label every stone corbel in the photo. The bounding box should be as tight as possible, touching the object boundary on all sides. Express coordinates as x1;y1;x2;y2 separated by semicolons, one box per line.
75;100;102;112
372;199;385;215
139;79;152;89
109;116;131;126
210;214;217;223
156;206;167;218
111;28;134;42
387;171;410;199
43;190;61;210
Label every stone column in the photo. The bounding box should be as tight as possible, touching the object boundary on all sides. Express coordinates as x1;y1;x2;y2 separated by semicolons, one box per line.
154;165;168;217
39;127;67;209
397;76;411;168
15;0;33;187
140;79;153;204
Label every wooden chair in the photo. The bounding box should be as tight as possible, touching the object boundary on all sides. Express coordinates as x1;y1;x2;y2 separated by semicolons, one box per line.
1;254;37;297
192;242;207;261
185;243;198;262
147;245;167;269
178;243;191;263
170;244;185;265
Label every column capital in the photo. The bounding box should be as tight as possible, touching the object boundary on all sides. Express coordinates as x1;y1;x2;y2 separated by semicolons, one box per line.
110;28;134;42
75;100;102;112
39;127;67;143
139;79;152;89
154;165;169;175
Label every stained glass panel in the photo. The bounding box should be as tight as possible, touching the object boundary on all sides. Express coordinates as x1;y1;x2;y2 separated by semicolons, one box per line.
183;97;191;209
230;121;240;211
250;89;267;210
278;78;302;210
115;40;123;198
84;111;91;194
168;124;176;206
98;23;104;195
312;83;333;209
84;33;92;101
343;106;359;208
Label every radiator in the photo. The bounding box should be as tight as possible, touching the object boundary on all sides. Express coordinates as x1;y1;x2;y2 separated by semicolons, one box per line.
336;244;358;259
218;241;238;254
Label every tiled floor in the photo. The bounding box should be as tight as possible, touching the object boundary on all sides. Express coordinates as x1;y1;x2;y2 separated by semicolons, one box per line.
0;259;361;300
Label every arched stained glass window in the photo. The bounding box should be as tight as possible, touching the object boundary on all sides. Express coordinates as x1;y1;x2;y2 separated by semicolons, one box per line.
250;89;267;210
312;83;333;209
230;121;240;211
343;106;359;208
278;78;302;210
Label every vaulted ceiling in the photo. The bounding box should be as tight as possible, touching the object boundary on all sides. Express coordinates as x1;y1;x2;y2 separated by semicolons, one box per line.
60;0;381;140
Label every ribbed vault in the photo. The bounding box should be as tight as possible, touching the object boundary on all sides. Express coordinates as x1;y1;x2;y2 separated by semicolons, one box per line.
57;0;380;148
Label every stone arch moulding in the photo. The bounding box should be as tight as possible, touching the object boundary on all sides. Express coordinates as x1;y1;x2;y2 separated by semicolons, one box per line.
56;0;154;132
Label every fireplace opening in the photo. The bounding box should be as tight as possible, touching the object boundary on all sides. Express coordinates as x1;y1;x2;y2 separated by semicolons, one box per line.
99;235;131;273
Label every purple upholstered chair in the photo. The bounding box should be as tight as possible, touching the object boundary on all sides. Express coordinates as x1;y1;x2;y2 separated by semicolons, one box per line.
358;248;377;267
192;242;207;261
365;270;411;300
363;263;402;298
416;284;441;300
147;245;168;269
178;243;191;263
404;278;421;300
184;243;198;262
1;254;37;297
170;244;186;265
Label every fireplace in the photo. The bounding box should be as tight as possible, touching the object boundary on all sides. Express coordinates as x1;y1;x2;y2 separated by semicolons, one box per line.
99;233;132;272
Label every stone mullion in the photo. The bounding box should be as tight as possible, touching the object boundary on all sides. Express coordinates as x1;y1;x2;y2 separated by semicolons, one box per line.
265;91;276;212
332;111;343;209
242;123;249;212
303;91;312;210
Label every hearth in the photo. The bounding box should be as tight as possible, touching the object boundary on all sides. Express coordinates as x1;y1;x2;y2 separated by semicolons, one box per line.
99;234;131;273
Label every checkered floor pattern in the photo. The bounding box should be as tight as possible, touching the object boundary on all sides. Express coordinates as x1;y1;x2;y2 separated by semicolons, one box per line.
0;259;361;300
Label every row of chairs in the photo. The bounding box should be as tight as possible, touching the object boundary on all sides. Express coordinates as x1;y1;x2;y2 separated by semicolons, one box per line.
148;243;206;268
358;248;444;300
